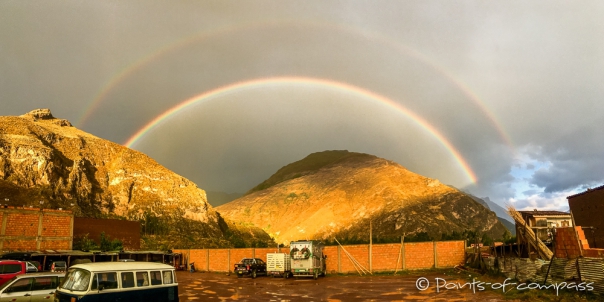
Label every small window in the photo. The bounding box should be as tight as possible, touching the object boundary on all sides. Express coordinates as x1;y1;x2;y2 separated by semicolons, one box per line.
162;271;173;284
121;272;135;288
150;271;162;285
91;272;118;290
8;278;32;293
136;272;149;287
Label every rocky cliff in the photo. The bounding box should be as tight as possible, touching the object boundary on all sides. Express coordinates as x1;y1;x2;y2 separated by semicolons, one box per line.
0;109;272;248
217;150;508;245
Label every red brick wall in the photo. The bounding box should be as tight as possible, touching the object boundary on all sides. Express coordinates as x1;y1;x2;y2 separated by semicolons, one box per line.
436;241;465;267
3;239;37;251
555;227;585;259
404;242;434;270
208;249;229;272
41;215;71;237
568;188;604;248
323;246;338;273
5;213;39;236
555;226;604;259
74;218;140;250
175;241;464;273
229;248;253;269
371;244;402;271
1;207;73;251
338;245;369;273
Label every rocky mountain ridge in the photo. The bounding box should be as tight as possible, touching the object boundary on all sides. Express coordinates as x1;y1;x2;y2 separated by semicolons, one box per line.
217;150;508;245
0;109;272;248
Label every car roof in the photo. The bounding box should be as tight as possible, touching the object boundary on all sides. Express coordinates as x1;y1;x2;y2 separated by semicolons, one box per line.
70;261;174;272
13;272;65;279
0;260;23;264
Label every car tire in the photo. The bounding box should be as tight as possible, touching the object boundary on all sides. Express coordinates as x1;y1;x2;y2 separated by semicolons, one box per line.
237;274;242;278
252;270;257;279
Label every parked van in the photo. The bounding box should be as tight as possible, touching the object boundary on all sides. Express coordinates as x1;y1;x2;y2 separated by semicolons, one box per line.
290;240;327;279
55;262;178;302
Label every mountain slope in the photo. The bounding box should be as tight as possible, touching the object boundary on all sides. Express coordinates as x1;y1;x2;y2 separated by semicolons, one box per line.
217;150;508;244
0;109;272;248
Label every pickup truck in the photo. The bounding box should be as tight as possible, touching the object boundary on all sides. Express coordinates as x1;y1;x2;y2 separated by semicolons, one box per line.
233;258;267;278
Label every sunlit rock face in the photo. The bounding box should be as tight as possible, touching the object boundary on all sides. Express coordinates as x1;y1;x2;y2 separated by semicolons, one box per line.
0;109;218;228
217;150;507;245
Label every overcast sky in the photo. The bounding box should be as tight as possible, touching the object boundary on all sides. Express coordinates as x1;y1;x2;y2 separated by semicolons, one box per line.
2;1;603;211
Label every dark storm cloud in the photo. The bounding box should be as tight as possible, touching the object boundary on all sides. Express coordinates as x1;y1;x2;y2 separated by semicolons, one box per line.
2;1;604;210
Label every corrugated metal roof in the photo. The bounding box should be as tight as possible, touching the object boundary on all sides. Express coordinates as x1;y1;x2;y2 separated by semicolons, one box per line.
518;210;571;216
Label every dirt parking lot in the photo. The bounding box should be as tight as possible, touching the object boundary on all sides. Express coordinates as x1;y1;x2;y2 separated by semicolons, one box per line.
176;270;509;301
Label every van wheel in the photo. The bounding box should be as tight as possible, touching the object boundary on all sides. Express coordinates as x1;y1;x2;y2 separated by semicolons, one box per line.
252;270;257;279
284;272;289;279
313;271;318;280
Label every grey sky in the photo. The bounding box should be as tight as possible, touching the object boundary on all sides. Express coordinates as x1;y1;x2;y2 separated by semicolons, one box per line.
2;1;603;211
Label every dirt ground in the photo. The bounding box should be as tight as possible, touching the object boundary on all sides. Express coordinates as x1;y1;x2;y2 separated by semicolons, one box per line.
175;270;514;301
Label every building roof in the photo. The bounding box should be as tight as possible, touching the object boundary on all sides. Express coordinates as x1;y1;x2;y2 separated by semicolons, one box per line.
518;210;571;217
567;184;604;199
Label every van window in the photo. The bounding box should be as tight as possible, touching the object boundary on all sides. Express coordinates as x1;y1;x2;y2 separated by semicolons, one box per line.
91;272;118;290
136;272;149;287
121;272;135;288
150;271;162;285
8;278;32;293
162;271;173;284
61;269;91;291
1;264;22;274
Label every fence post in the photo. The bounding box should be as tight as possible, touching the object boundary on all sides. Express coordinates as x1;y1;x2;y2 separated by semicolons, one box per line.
402;241;406;270
228;249;231;272
206;249;210;271
434;241;438;268
337;245;341;273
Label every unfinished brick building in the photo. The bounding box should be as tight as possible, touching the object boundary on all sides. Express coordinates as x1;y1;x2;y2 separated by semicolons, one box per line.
0;207;73;251
567;185;604;249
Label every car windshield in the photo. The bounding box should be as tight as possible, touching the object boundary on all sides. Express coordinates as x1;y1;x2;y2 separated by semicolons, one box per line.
240;259;254;265
60;268;91;291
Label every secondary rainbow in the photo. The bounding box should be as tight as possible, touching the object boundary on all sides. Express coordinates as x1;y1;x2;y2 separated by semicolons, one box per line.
78;19;514;155
124;76;478;183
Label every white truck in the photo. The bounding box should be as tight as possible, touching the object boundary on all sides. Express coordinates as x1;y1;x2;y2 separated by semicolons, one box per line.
266;253;291;278
289;240;327;279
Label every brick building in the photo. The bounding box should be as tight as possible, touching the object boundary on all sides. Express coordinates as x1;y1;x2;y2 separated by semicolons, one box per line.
568;185;604;248
0;207;73;251
73;218;141;250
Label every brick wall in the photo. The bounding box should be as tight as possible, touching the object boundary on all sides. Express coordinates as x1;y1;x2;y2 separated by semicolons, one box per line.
568;187;604;248
436;241;465;267
175;240;464;273
73;218;140;250
0;207;73;251
404;242;434;270
555;226;604;259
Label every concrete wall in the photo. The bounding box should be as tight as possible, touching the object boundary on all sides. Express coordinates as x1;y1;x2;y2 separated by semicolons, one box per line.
73;217;140;250
0;207;73;251
175;240;465;273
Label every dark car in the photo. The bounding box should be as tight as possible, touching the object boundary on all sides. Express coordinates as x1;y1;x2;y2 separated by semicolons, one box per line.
233;258;267;278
